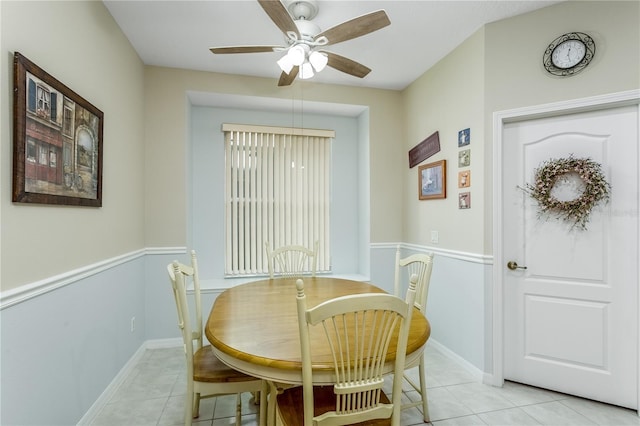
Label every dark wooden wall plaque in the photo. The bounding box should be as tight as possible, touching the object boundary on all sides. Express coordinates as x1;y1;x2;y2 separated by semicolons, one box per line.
409;131;440;168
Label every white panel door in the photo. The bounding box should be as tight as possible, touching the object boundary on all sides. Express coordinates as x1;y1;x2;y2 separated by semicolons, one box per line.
502;105;639;409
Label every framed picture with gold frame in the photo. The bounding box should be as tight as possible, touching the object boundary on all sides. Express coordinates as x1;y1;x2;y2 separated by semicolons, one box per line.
418;159;446;200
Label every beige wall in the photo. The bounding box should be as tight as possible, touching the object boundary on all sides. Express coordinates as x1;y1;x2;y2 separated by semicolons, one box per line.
0;0;404;291
401;0;640;255
0;1;146;290
2;0;637;291
143;66;405;247
483;0;640;251
402;30;486;254
485;1;640;113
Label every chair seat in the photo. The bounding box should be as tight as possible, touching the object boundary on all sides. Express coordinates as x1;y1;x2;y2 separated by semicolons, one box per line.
277;385;392;426
194;346;258;383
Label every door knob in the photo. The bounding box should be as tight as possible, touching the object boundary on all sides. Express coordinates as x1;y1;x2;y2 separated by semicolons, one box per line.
507;261;527;270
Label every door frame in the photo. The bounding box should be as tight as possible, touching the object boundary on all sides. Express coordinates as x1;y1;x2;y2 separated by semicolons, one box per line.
491;90;640;407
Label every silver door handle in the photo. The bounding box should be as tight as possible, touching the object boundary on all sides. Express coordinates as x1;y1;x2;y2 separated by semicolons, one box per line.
507;261;527;270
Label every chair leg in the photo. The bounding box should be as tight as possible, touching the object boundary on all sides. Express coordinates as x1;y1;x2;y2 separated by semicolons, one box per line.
185;378;195;426
400;363;430;422
267;381;281;426
235;393;242;426
418;359;430;422
185;391;194;426
193;392;201;418
259;381;268;426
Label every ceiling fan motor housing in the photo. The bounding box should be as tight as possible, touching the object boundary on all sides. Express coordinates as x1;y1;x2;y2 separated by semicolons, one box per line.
286;0;319;20
293;20;321;43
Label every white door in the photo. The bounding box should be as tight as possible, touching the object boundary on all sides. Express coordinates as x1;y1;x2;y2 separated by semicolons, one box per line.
502;105;639;409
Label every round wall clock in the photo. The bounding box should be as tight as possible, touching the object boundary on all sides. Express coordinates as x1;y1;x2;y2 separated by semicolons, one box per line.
543;32;595;76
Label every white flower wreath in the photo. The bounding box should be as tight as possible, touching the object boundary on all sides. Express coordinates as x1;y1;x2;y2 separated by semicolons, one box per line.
525;155;611;230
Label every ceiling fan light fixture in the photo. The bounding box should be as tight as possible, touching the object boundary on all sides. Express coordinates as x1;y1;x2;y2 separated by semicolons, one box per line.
277;54;294;74
287;45;306;66
300;61;314;79
309;51;328;72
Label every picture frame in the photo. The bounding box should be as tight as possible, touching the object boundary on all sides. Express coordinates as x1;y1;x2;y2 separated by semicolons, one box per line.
12;52;103;207
458;170;471;188
418;159;446;200
458;149;470;167
458;128;470;147
459;192;471;209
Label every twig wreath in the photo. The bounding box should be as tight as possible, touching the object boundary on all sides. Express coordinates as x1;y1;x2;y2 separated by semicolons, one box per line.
524;155;611;230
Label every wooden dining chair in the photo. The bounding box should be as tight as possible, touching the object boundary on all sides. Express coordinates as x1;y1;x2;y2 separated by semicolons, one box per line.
167;251;266;426
265;240;318;278
275;275;418;426
393;246;434;422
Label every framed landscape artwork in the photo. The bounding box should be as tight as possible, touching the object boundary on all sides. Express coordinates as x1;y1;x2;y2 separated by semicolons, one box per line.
12;52;103;207
418;159;446;200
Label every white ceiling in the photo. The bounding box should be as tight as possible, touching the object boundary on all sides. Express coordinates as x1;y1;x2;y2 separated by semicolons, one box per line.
103;0;562;91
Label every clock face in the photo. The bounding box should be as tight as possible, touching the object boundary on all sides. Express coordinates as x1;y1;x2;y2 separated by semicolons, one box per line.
551;40;586;69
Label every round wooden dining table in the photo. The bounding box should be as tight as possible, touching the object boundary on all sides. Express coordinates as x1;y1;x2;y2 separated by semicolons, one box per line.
205;276;431;425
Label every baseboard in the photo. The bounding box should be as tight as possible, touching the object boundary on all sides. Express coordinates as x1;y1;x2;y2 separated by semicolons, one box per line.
428;338;484;382
482;372;503;387
76;338;182;425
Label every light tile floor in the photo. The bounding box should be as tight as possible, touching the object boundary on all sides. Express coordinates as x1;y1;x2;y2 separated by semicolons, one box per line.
90;343;640;426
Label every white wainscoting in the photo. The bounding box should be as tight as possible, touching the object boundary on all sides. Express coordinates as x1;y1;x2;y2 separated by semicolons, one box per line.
370;243;493;373
0;244;493;425
0;247;184;426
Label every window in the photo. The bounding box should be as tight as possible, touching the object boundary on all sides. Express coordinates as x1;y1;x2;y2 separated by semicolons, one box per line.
27;77;58;122
38;145;48;165
223;123;334;276
63;105;74;137
36;84;50;116
27;139;37;162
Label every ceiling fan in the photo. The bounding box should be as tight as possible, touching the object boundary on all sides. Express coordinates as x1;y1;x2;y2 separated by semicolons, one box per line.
209;0;390;87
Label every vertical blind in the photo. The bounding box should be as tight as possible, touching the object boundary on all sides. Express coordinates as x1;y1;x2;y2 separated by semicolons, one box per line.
222;124;334;276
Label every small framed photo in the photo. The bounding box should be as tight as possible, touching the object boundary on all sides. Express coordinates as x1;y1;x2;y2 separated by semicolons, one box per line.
459;192;471;209
12;52;103;206
458;149;470;167
458;170;471;188
418;159;446;200
458;128;470;147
